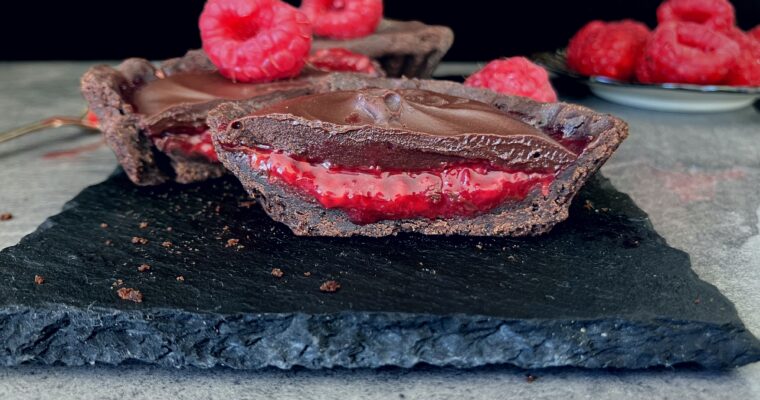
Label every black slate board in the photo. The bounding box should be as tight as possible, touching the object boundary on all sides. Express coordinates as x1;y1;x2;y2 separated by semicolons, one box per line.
0;170;758;370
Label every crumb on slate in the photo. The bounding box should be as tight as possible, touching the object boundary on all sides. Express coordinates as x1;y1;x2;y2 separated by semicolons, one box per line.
0;213;13;221
138;264;151;272
583;200;594;211
694;297;701;305
100;223;109;229
271;268;284;278
138;221;149;229
176;275;185;282
112;279;124;287
226;238;240;248
104;239;113;246
34;275;45;285
117;287;143;303
303;271;312;277
166;226;173;232
526;374;538;383
319;280;341;293
161;241;173;248
239;201;256;208
131;236;149;245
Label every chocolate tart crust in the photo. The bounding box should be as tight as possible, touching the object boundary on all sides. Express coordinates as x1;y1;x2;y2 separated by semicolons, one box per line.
81;50;321;186
209;77;628;237
313;19;454;79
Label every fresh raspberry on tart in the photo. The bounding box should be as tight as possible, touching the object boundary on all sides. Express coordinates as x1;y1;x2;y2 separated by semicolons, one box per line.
199;0;312;82
300;0;383;39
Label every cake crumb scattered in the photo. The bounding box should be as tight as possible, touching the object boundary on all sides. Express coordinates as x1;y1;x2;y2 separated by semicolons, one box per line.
525;374;538;383
138;221;149;229
138;264;151;272
0;213;13;221
303;271;312;277
161;241;173;248
112;279;124;287
104;239;113;246
583;200;594;211
239;201;256;208
166;226;173;232
694;297;701;305
100;223;109;229
176;275;185;282
271;268;284;278
34;275;45;285
117;287;143;303
226;238;240;248
131;236;149;245
319;280;341;293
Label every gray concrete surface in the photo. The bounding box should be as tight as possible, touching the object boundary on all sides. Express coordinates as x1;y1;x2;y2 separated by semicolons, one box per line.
0;62;758;399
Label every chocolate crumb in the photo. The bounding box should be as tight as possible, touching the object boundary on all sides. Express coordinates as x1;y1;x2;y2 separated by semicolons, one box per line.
138;264;151;272
319;280;341;293
271;268;284;278
226;238;240;248
239;201;256;208
112;279;124;287
34;275;45;285
131;236;149;245
161;241;173;248
117;287;143;303
138;221;149;229
0;213;13;221
303;271;312;277
176;275;185;282
215;205;222;214
583;200;594;211
100;223;109;229
526;374;538;383
222;225;230;232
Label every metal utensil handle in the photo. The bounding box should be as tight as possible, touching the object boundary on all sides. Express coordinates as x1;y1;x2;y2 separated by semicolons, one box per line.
0;114;98;145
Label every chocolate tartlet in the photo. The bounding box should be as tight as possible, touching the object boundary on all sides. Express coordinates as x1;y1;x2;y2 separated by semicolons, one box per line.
81;50;338;186
209;79;628;237
313;19;454;79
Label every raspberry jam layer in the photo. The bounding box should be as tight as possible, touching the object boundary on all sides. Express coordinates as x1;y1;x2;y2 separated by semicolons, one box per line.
151;128;218;162
248;148;555;224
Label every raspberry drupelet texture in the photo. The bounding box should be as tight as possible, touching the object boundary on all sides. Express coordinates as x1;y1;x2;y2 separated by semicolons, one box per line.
307;48;381;76
464;57;557;103
635;22;740;85
656;0;735;32
300;0;383;39
567;20;650;81
749;25;760;43
200;0;313;82
724;29;760;86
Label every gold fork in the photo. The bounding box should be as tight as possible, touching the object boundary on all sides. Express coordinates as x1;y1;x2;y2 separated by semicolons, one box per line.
0;110;99;145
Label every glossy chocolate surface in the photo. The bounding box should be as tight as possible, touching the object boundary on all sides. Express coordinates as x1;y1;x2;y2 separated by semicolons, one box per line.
240;89;578;171
132;71;319;117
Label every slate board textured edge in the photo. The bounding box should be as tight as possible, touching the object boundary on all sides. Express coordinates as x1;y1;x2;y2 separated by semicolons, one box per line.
2;305;759;370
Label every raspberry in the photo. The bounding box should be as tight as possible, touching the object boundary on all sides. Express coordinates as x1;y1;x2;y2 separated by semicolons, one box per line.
566;20;650;81
724;29;760;86
657;0;735;32
200;0;312;83
307;48;382;76
464;57;557;103
635;22;740;85
300;0;383;39
750;26;760;43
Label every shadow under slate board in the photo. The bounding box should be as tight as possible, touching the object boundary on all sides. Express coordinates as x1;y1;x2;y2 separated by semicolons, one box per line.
0;170;758;370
